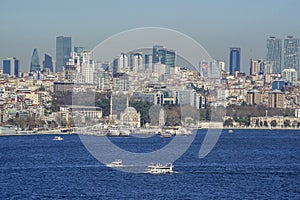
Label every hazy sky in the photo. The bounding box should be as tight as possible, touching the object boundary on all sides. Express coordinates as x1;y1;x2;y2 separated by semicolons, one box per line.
1;0;300;73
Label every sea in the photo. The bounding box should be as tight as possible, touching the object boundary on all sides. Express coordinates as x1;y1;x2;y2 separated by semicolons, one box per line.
0;129;300;199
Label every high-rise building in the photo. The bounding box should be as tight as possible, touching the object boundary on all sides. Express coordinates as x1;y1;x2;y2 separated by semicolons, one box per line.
118;53;128;72
43;54;53;72
131;52;143;72
2;57;19;77
113;53;128;73
81;50;94;84
229;48;241;75
165;50;175;74
145;54;152;70
152;45;175;74
282;68;298;85
283;36;299;77
250;59;259;75
30;48;41;72
64;52;80;82
217;60;225;71
153;45;165;64
266;36;282;74
56;36;72;72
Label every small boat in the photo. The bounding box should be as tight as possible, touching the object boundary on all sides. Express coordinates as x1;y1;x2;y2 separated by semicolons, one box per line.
144;163;174;174
53;136;63;141
228;129;233;133
106;159;123;168
160;133;173;138
160;129;173;138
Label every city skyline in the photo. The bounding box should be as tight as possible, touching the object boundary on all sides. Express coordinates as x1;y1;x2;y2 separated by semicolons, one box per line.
1;0;300;73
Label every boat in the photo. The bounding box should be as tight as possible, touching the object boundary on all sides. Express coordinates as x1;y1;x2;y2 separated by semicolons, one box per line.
0;125;17;135
53;136;63;141
228;129;233;133
160;129;174;138
104;125;121;136
144;163;174;174
160;132;173;138
106;159;123;168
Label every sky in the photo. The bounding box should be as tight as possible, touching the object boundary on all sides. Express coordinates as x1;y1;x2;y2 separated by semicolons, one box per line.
0;0;300;73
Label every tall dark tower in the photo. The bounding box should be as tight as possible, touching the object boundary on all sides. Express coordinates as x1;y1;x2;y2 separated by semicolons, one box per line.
152;45;175;74
284;36;299;77
56;36;72;72
229;47;241;75
266;36;282;74
30;48;41;72
43;54;54;72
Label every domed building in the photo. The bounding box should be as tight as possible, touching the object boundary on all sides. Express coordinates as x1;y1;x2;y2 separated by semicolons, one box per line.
119;106;141;128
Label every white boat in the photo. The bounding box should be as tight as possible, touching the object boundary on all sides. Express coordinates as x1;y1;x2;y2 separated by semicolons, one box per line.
105;125;121;136
0;125;17;135
53;136;63;141
144;163;174;174
228;129;233;133
106;159;123;168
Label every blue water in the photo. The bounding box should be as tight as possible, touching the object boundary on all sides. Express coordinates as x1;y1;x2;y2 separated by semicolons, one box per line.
1;130;300;199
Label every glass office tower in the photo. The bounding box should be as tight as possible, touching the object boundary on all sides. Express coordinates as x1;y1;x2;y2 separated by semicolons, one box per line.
56;36;72;72
229;47;241;75
3;57;19;77
43;54;54;72
30;48;41;72
266;36;282;74
283;36;299;77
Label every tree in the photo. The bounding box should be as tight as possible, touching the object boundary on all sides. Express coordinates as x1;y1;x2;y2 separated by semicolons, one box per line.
166;110;180;126
96;98;110;116
130;101;153;126
284;120;291;127
224;118;234;127
270;120;277;127
263;121;268;127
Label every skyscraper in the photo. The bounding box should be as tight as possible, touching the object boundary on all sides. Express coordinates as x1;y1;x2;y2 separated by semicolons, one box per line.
229;48;241;75
165;50;175;74
266;36;282;74
131;52;143;72
2;57;19;77
30;48;41;72
43;54;54;72
81;50;94;84
283;36;299;77
152;45;175;74
118;53;128;72
56;36;72;72
152;45;165;64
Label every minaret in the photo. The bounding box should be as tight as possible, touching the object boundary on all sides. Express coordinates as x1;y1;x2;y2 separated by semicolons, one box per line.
159;108;165;127
126;94;129;108
109;94;113;123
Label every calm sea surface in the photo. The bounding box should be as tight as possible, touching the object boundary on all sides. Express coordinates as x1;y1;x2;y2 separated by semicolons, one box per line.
1;130;300;199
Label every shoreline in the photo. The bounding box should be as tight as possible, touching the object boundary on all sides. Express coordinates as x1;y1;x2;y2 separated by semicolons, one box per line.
1;127;300;136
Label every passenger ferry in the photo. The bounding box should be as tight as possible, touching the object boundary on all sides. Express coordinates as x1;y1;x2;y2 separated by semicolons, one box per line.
53;136;63;141
106;159;123;168
144;163;174;174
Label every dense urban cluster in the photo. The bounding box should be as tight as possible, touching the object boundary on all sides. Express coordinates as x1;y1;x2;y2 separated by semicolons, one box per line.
1;35;300;132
